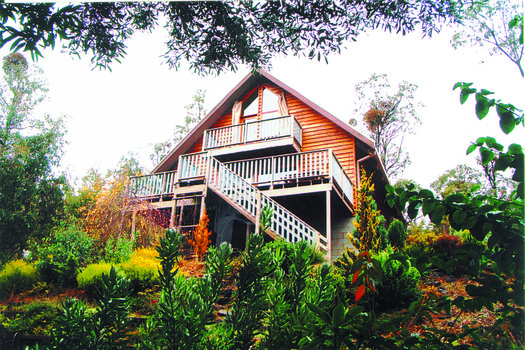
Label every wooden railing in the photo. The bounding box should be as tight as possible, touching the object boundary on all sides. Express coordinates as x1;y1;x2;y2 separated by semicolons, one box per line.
203;115;302;150
129;171;177;197
224;150;354;205
178;152;208;180
129;150;354;207
208;157;327;251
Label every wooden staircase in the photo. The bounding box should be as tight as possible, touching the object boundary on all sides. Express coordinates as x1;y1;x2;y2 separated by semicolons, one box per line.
207;156;328;252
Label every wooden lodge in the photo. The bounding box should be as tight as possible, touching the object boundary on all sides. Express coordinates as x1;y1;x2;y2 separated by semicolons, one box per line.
128;70;393;261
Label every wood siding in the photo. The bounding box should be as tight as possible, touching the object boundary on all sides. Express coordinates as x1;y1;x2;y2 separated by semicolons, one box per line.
183;82;357;187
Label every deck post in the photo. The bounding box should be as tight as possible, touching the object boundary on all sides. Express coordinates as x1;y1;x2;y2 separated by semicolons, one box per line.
326;190;332;262
169;199;177;228
255;191;262;235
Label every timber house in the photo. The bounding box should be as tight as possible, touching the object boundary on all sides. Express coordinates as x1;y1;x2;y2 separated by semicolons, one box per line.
128;70;393;261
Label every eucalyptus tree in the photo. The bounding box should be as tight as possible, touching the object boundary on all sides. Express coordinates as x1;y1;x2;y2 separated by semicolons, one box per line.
353;73;423;179
451;0;524;77
0;1;466;73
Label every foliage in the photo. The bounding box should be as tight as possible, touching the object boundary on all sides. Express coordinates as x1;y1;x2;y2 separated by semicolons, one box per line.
77;163;165;251
104;236;135;263
188;209;211;260
1;300;59;335
0;2;463;72
349;168;387;255
374;250;421;312
43;266;133;350
226;232;276;350
0;259;39;300
387;219;407;250
0;53;66;263
150;89;207;165
386;80;524;346
76;262;116;296
431;164;483;198
142;230;232;350
349;251;383;311
36;224;94;286
353;73;423;178
119;248;160;292
451;0;524;77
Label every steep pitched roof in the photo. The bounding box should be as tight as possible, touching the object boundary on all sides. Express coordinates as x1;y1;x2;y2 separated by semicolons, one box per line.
153;70;377;173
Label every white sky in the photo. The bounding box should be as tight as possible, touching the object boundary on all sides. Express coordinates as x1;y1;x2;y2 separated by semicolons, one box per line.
2;23;523;189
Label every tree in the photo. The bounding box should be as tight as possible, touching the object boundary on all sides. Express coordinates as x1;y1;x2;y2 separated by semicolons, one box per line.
349;168;387;255
451;0;524;77
0;53;65;262
430;164;482;199
150;89;207;165
0;2;464;73
353;73;423;179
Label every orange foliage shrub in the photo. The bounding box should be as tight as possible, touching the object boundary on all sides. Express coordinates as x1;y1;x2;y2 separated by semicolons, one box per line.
78;175;166;249
188;209;211;260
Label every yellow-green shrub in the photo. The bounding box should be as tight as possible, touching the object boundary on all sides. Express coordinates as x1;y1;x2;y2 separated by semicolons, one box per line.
119;248;160;291
77;262;119;295
0;260;39;300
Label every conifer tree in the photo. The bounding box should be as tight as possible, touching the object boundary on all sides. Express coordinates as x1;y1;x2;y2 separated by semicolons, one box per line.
349;168;387;255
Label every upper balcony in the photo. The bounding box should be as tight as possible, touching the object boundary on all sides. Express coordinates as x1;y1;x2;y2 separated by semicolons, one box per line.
202;115;303;158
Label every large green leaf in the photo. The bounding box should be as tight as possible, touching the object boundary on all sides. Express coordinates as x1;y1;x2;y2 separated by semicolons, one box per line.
452;210;467;225
480;148;495;165
475;95;490;120
430;204;447;224
497;105;516;134
419;189;434;199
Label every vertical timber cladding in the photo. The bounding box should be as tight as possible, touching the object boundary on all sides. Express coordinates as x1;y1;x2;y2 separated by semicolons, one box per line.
185;81;358;187
284;89;358;188
186;85;261;155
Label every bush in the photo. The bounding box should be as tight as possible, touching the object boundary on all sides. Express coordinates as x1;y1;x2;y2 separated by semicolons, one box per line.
36;224;94;286
432;233;462;251
373;250;421;312
77;262;118;295
119;248;160;292
0;259;39;299
1;300;59;334
105;236;135;263
388;219;406;250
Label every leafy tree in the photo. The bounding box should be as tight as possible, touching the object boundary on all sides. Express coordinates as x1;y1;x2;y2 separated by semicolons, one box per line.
353;73;423;179
0;53;65;263
0;2;464;73
451;0;524;77
150;89;207;165
430;164;483;199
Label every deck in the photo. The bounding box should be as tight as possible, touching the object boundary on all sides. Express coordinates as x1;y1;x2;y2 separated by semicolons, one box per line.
128;149;354;211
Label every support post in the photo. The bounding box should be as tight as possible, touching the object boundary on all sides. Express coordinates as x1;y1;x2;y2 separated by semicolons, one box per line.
255;191;262;235
326;190;332;262
169;199;177;228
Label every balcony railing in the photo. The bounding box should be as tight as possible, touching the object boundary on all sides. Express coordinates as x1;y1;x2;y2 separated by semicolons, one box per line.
129;170;177;198
224;150;354;205
129;150;354;206
203;115;302;150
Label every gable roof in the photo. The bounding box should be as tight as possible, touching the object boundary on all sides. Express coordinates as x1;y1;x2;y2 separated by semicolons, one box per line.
153;70;377;174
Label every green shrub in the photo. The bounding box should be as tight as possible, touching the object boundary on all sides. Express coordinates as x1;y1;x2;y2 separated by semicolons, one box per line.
36;224;94;286
387;219;406;250
77;262;118;295
0;259;39;299
1;300;59;334
373;250;421;312
119;248;159;292
105;236;135;263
